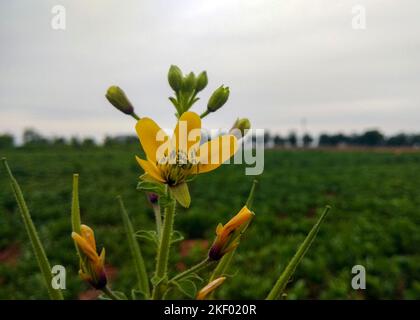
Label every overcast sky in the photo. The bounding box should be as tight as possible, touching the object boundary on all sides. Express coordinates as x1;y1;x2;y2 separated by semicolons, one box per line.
1;0;419;141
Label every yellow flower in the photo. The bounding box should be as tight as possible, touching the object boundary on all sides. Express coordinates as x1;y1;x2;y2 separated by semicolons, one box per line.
196;277;226;300
209;206;254;260
71;224;107;289
135;111;238;207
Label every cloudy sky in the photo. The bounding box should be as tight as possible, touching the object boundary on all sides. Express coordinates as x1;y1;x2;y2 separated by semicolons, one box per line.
1;0;419;142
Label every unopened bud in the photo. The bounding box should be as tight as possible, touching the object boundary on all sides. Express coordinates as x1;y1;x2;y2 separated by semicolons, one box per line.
230;118;251;138
195;71;208;92
105;86;134;115
146;192;159;205
196;277;226;300
207;86;229;112
72;225;107;289
168;65;183;92
208;206;253;261
182;72;197;93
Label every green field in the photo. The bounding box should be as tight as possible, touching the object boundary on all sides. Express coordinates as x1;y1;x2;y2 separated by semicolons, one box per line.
1;146;420;299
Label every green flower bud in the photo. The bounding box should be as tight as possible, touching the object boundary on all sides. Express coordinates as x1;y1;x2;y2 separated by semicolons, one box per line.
168;65;183;92
230;118;251;138
195;71;208;92
182;72;197;93
207;86;230;112
105;86;134;115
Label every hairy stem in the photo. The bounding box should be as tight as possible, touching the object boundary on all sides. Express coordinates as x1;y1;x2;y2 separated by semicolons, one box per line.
170;258;212;283
152;195;176;299
153;203;162;237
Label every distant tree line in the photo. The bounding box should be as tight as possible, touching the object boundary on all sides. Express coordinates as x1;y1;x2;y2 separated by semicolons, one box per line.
256;129;420;148
318;130;420;147
1;128;420;149
0;129;138;149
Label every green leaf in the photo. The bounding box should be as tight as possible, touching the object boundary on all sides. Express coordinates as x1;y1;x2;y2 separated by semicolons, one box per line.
245;179;258;209
169;182;191;208
169;96;179;109
70;174;83;264
1;158;63;300
98;294;110;300
190;273;204;281
131;289;148;300
173;279;198;298
137;179;172;208
136;230;159;246
182;272;204;283
118;196;150;298
170;230;184;245
111;291;128;300
99;291;128;300
137;180;166;196
266;206;331;300
151;275;167;287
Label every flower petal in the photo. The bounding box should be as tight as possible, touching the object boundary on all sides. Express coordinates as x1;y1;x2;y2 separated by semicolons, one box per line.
80;224;96;251
172;111;201;160
71;232;98;262
135;156;165;183
216;223;223;235
136;117;169;163
196;277;226;300
223;206;253;232
198;135;237;173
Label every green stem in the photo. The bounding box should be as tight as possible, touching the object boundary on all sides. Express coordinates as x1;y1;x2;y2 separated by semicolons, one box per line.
131;112;140;121
266;205;331;300
71;174;81;234
102;286;122;300
209;251;234;282
1;158;63;300
170;258;212;283
186;91;198;109
71;173;82;260
200;109;211;119
153;203;162;236
152;195;176;299
117;196;150;297
173;92;182;117
178;91;186;114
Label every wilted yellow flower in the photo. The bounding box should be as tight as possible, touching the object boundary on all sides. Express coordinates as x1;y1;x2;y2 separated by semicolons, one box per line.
71;224;107;289
209;206;254;261
197;277;226;300
135;111;237;207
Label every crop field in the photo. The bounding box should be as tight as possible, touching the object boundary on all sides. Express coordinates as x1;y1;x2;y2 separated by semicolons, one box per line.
1;146;420;299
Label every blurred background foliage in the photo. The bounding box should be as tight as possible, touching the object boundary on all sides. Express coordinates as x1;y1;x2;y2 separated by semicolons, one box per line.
1;145;420;299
